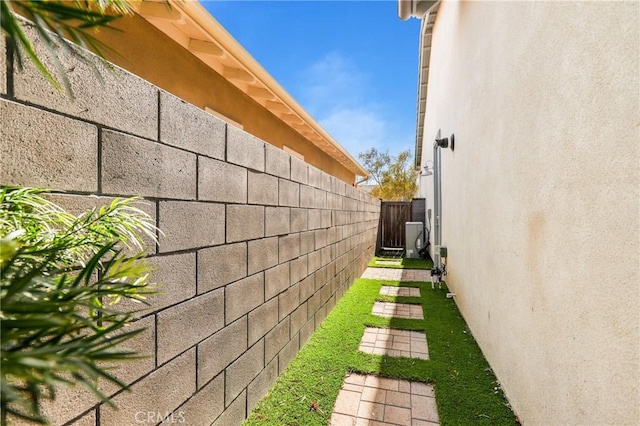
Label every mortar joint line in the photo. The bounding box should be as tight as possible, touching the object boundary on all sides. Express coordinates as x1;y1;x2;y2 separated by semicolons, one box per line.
195;155;199;201
224;124;228;162
155;201;160;255
6;40;14;99
154;313;159;368
96;127;103;195
156;90;161;142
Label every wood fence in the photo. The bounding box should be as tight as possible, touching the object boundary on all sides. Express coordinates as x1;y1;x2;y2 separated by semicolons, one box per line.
375;198;426;255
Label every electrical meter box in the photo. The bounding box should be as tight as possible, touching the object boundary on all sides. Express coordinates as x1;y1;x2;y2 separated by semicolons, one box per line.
405;222;424;259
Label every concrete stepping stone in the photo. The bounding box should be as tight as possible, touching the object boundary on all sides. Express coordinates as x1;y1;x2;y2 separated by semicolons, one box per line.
361;267;431;282
330;373;439;425
380;285;421;297
372;301;424;320
359;327;429;359
374;260;402;266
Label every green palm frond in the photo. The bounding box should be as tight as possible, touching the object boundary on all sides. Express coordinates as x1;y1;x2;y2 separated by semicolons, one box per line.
0;187;159;425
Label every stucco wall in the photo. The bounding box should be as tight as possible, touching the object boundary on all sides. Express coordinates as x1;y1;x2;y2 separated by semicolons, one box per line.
91;13;357;184
0;21;380;425
420;1;639;424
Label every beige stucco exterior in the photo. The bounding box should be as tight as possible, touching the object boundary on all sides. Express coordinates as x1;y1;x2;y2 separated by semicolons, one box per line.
418;1;639;424
85;4;364;184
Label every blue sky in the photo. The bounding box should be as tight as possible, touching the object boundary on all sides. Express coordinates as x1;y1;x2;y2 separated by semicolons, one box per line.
202;0;421;160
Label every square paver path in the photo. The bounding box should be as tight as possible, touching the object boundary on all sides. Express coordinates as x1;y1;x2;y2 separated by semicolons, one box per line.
380;286;421;297
372;301;424;320
330;373;439;426
359;327;429;359
374;260;402;266
361;267;431;282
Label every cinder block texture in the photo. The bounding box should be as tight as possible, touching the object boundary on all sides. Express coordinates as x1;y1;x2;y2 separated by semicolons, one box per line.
279;178;300;207
199;157;247;203
227;205;265;242
0;100;97;192
37;374;97;424
160;91;225;159
290;256;308;284
290;156;308;184
106;316;155;388
14;21;158;140
266;145;290;179
279;233;300;263
300;231;316;255
265;263;290;300
322;210;333;228
300;275;316;302
71;411;96;426
248;297;279;346
264;206;291;237
164;373;223;426
290;208;308;233
278;334;299;373
122;253;196;317
157;289;224;364
225;273;265;323
1;24;383;426
248;360;278;412
291;303;307;337
308;166;323;189
198;243;247;293
300;185;315;208
198;317;247;387
279;284;300;321
300;318;315;347
0;35;5;95
314;188;327;209
225;340;265;405
227;125;265;171
159;201;224;252
321;173;332;192
248;171;278;206
248;237;279;275
102;130;196;199
213;391;245;426
308;209;322;230
100;349;196;426
315;229;328;249
308;250;322;274
265;319;290;363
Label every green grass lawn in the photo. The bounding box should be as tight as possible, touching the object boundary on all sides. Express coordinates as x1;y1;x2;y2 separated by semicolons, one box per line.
367;256;434;269
244;276;517;425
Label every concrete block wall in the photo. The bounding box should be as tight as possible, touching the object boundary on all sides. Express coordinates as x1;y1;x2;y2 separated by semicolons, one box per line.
0;22;380;426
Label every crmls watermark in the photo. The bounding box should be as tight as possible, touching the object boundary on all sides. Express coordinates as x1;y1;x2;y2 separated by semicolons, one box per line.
134;411;186;424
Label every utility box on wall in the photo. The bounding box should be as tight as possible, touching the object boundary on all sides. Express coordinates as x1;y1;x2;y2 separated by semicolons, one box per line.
405;222;424;259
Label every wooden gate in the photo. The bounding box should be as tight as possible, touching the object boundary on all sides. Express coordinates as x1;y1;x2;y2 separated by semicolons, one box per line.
377;201;412;252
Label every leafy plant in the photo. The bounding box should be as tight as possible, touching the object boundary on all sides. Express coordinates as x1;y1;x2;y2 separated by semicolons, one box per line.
1;0;136;91
0;187;158;425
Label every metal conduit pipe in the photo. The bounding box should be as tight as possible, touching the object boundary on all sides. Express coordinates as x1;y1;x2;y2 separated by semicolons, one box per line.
431;130;449;288
433;141;441;271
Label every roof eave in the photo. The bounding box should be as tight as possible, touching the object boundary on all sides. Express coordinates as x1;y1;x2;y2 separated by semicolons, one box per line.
414;3;439;169
133;0;368;178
